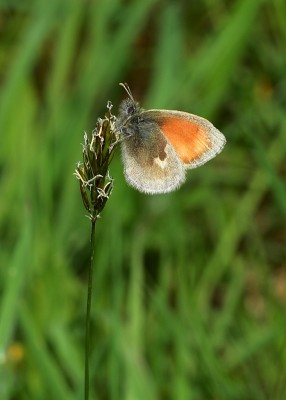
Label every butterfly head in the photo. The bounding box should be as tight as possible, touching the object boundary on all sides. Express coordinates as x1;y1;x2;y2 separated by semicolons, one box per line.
116;83;143;136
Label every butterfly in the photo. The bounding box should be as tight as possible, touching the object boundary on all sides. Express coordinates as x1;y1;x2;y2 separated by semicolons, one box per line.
116;83;226;194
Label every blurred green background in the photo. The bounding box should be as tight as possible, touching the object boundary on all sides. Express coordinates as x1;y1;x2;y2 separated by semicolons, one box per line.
1;0;286;399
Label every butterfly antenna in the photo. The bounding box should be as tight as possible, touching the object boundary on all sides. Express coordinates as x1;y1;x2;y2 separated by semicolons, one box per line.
119;82;135;103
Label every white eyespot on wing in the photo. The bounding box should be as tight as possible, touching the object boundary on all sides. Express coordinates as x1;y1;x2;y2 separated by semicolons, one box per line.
153;155;169;169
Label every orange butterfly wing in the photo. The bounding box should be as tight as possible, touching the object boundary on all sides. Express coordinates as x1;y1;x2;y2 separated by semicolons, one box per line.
144;110;226;168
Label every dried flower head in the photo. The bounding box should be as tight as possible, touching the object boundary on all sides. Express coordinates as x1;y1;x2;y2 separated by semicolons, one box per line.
74;101;119;222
